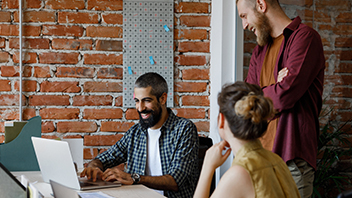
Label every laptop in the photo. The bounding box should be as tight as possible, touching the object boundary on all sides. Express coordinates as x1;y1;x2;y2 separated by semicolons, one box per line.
31;137;121;191
50;180;80;198
0;162;27;198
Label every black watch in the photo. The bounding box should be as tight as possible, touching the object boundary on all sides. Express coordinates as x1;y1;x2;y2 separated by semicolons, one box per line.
131;173;140;184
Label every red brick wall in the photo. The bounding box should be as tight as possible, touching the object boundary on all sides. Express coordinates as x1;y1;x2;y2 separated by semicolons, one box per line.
0;0;210;161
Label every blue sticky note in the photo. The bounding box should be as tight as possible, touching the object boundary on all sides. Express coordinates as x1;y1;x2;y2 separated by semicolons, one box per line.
163;25;170;32
128;66;132;75
149;56;155;65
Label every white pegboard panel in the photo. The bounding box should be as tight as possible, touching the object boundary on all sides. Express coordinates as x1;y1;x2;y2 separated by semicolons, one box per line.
123;0;174;107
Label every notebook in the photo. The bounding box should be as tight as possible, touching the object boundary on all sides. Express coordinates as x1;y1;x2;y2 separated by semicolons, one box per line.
31;137;121;191
0;162;27;198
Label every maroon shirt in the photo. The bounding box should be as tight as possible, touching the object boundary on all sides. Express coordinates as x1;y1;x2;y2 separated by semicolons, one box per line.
245;17;325;169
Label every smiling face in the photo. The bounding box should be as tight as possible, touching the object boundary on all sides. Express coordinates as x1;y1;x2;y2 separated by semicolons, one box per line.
134;86;164;129
237;0;272;46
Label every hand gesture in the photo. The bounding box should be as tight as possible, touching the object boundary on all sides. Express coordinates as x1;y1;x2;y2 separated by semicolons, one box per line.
203;140;232;170
80;166;103;182
277;67;288;83
102;166;134;185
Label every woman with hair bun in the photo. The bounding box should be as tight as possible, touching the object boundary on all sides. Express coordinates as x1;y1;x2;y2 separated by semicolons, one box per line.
193;81;300;198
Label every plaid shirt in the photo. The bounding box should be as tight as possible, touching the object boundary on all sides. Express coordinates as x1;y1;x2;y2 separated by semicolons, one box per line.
96;109;199;198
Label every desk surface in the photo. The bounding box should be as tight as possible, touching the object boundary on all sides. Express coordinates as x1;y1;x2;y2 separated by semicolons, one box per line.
12;171;166;198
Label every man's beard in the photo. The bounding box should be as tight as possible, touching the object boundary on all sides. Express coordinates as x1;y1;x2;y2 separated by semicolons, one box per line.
253;9;272;46
138;106;162;129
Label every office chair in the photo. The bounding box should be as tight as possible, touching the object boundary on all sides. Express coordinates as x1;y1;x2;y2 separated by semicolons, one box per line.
198;136;216;195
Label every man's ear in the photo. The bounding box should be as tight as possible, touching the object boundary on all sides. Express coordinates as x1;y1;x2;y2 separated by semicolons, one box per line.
159;92;168;105
256;0;267;13
218;113;225;129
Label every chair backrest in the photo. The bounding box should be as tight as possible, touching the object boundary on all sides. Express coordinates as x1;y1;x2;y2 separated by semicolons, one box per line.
198;136;216;195
337;189;352;198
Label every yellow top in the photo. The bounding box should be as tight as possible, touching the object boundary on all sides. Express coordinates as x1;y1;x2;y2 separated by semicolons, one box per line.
232;139;301;198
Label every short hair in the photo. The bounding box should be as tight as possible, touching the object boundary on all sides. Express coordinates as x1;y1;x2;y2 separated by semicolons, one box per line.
217;81;275;140
134;72;168;99
236;0;280;8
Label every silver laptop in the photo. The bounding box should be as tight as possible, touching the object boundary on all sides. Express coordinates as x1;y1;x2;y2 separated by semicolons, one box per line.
32;137;121;191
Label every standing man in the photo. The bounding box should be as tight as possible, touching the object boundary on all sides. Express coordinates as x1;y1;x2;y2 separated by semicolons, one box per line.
81;72;199;198
236;0;325;197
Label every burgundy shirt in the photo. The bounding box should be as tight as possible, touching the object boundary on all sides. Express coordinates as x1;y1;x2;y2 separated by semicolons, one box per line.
245;17;325;169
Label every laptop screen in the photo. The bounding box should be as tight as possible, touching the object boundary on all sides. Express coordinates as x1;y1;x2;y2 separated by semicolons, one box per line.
0;162;27;198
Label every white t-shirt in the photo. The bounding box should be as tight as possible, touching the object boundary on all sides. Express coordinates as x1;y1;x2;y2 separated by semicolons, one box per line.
146;127;164;195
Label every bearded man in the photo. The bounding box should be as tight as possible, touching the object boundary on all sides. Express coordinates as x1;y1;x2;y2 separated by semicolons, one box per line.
237;0;325;197
81;72;199;198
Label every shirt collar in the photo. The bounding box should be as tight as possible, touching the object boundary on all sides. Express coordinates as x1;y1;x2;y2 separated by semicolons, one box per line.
235;139;263;158
283;16;302;38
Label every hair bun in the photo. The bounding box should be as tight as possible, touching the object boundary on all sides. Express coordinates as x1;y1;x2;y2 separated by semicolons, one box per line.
234;92;274;123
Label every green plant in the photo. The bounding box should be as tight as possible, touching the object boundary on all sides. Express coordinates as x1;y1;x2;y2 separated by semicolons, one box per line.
312;106;352;198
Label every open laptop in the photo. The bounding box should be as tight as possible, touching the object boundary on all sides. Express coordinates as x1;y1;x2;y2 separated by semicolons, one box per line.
0;162;27;198
31;137;121;191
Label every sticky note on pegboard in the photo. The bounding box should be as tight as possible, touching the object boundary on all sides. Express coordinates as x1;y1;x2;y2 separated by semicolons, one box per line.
123;0;174;107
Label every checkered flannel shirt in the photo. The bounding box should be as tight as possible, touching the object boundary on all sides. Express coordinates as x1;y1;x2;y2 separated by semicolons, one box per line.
96;109;199;198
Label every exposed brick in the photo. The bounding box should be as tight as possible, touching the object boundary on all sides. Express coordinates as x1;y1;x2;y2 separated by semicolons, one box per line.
100;121;135;132
126;108;139;120
96;40;123;51
0;52;10;63
72;95;113;106
83;81;122;92
52;39;92;50
25;0;42;8
175;82;207;92
34;66;51;78
244;43;256;53
13;52;37;63
177;55;207;66
29;95;70;106
83;108;123;119
174;108;206;119
182;68;209;80
338;50;352;61
45;0;85;9
84;134;123;146
0;95;19;106
23;25;41;36
84;148;98;159
23;109;36;120
0;11;11;22
333;24;352;35
0;38;5;48
40;81;81;93
280;0;313;7
58;12;99;24
0;24;19;36
40;108;80;119
57;121;97;133
0;66;31;77
180;16;210;27
335;37;352;48
87;0;123;11
174;29;208;40
14;80;37;92
315;0;350;11
102;13;123;24
296;9;313;22
43;25;84;37
0;80;10;91
86;26;123;38
115;96;122;107
331;86;352;98
14;11;56;23
194;121;209;132
97;68;123;79
39;52;79;64
175;2;209;13
0;108;19;120
42;121;55;133
335;62;352;73
56;67;95;78
182;95;209;106
84;54;122;65
9;38;50;49
178;41;209;53
314;11;331;23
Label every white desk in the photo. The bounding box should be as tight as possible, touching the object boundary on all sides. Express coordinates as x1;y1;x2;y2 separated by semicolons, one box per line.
12;171;166;198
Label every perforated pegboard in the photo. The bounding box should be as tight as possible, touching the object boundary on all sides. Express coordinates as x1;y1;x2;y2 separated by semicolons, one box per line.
123;0;174;107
